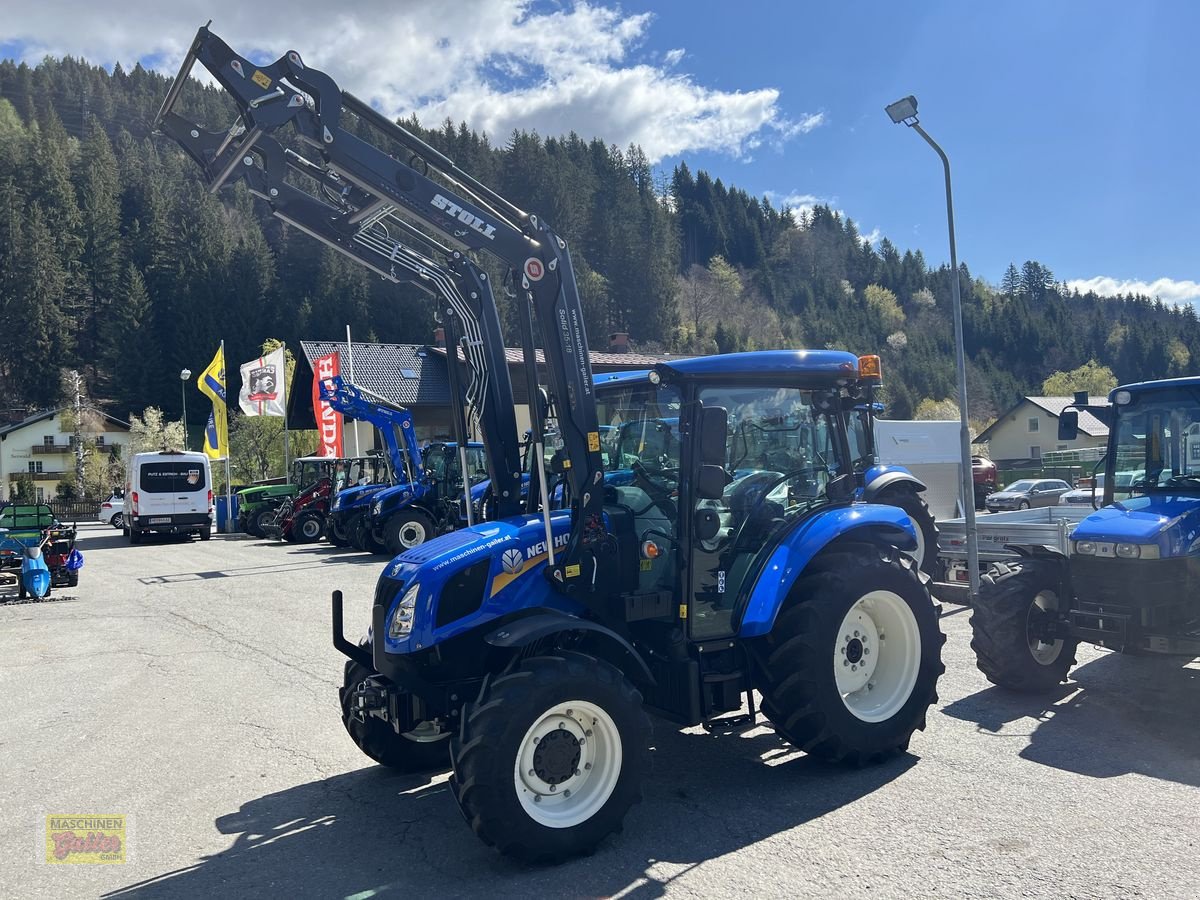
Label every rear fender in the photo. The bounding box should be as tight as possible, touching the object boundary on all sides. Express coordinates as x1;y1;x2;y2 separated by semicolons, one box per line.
486;611;655;686
862;465;926;500
738;503;918;638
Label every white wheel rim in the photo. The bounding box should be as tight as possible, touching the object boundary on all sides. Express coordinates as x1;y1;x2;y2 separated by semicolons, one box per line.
514;700;622;829
398;521;426;548
402;720;449;744
302;519;322;538
1027;589;1064;665
834;590;921;723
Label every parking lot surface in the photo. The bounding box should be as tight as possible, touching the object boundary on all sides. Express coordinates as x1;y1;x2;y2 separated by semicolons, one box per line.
2;524;1197;898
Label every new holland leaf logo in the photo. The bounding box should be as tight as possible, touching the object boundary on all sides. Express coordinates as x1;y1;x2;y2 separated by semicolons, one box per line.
501;548;524;575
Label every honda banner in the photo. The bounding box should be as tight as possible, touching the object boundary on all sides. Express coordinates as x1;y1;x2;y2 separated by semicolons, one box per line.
312;352;343;457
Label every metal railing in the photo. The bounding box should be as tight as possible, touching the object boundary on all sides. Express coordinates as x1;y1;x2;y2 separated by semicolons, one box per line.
47;499;103;522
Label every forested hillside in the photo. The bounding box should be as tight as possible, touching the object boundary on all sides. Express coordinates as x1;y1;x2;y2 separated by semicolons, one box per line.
1;54;1197;429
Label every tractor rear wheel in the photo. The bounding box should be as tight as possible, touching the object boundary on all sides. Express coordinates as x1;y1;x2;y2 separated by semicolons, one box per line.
339;643;451;773
291;511;325;544
752;546;944;765
450;652;651;863
382;510;434;556
874;487;938;578
970;558;1078;692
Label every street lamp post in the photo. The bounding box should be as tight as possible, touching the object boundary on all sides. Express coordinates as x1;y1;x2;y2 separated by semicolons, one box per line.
180;368;192;450
885;95;980;604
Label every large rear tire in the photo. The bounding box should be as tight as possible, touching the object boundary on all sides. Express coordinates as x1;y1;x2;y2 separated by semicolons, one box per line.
874;487;938;578
382;509;434;556
450;652;651;863
752;546;944;765
339;644;450;773
970;558;1078;692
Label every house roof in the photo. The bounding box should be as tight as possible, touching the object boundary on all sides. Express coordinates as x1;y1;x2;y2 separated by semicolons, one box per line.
298;342;451;407
975;395;1111;444
0;407;131;439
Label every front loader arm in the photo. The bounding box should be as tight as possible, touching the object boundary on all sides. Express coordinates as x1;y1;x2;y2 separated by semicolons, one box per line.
156;25;614;602
319;376;423;488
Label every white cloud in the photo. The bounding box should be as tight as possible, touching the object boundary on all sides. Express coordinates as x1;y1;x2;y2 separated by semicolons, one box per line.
0;1;823;163
764;191;831;216
1066;275;1200;306
860;227;882;247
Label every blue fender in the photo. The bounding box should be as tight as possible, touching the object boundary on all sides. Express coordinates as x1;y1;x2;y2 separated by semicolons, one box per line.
737;503;917;638
861;464;926;501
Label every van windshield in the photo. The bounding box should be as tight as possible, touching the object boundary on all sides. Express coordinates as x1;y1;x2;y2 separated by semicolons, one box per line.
140;461;207;493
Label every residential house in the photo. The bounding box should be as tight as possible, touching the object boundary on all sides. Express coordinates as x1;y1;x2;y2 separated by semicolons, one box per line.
0;409;132;501
974;396;1109;466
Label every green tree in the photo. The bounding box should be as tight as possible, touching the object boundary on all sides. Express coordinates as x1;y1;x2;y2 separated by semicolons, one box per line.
864;284;905;332
128;407;185;454
1041;360;1118;396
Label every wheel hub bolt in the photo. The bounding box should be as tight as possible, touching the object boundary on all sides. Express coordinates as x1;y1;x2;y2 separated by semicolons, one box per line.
533;736;540;744
843;660;849;667
585;762;592;770
563;790;571;798
854;630;860;638
566;709;573;716
549;785;556;792
585;729;593;736
864;648;870;656
575;769;582;777
529;769;535;776
534;795;542;803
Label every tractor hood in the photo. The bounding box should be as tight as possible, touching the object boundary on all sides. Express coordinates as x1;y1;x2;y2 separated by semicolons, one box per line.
332;483;387;511
378;512;577;651
1074;494;1200;556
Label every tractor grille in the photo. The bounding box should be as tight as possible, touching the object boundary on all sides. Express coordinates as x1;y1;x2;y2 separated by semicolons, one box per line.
1070;556;1196;610
435;559;490;629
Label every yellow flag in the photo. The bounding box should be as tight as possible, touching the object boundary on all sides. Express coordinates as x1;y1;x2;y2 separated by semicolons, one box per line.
197;343;228;460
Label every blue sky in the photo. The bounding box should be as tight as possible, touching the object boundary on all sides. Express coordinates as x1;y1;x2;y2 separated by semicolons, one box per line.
2;1;1196;300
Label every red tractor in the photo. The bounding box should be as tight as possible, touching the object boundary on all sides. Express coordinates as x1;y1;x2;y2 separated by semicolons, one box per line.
263;456;382;543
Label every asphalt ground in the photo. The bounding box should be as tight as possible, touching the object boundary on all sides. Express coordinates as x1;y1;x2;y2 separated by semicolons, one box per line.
1;523;1197;899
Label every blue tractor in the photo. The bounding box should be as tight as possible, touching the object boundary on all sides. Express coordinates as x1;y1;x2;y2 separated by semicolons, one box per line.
318;375;425;548
358;441;491;556
159;28;945;864
971;378;1200;691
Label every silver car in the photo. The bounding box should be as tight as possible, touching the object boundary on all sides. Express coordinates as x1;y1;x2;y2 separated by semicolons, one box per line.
985;478;1071;512
1060;474;1105;506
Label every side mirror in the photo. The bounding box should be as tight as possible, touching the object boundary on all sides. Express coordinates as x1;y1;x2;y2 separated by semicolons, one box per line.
696;464;728;500
1058;410;1079;441
699;405;728;467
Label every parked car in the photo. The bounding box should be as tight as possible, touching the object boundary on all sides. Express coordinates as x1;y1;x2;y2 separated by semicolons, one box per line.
985;477;1071;512
98;493;125;528
1059;474;1104;506
972;455;997;509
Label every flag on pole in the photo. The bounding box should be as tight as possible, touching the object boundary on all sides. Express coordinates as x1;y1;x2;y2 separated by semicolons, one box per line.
197;343;228;460
238;346;287;417
311;351;343;457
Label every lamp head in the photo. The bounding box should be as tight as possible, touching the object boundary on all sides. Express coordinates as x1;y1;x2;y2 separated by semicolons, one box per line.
885;95;919;125
180;368;192;380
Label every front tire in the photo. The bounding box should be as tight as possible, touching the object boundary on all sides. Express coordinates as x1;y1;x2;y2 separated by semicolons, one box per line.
245;506;274;538
1018;500;1030;510
327;514;351;547
291;511;325;544
752;546;944;764
875;487;938;578
970;558;1078;692
339;645;451;773
382;509;433;556
450;652;651;863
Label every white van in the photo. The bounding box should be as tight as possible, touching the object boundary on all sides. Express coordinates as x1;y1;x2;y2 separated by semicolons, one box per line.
124;451;214;543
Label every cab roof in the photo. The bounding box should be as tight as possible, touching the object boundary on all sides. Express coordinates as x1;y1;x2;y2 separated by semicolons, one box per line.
1113;376;1200;399
656;350;860;382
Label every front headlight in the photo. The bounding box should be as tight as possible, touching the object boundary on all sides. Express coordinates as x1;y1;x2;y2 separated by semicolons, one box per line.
332;495;342;510
1116;543;1160;559
372;498;383;516
1074;540;1096;555
387;582;420;638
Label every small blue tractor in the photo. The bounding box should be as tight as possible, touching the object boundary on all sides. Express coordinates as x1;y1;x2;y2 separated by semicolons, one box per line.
158;26;945;864
971;378;1200;691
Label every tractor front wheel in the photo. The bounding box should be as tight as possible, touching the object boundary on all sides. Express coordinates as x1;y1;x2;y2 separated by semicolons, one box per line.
245;506;275;538
339;645;451;773
753;546;944;765
450;652;651;863
382;510;434;556
970;558;1078;692
291;511;325;544
327;515;351;547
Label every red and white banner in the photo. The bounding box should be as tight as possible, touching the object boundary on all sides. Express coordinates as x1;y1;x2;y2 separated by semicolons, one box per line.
312;352;344;458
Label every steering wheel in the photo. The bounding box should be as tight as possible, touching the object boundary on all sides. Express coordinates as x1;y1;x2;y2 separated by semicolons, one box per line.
630;460;680;516
723;468;814;558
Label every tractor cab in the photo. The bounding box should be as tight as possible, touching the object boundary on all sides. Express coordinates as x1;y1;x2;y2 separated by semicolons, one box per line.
292;456;334;491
